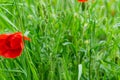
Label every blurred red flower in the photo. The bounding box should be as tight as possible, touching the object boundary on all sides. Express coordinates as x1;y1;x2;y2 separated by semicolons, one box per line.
0;32;30;58
78;0;88;2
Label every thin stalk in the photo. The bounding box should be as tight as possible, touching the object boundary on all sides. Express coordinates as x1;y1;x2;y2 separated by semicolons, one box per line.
89;17;96;80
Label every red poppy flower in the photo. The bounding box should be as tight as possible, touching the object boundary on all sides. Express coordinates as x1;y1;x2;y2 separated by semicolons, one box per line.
78;0;88;2
0;32;30;58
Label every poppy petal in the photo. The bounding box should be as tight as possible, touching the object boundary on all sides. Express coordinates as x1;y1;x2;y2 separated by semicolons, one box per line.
23;36;30;41
0;32;30;58
0;34;9;39
1;48;22;58
78;0;88;2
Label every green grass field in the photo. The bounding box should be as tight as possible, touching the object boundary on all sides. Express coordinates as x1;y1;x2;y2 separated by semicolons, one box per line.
0;0;120;80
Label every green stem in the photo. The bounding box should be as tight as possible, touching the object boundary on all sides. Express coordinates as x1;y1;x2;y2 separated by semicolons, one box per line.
89;17;96;80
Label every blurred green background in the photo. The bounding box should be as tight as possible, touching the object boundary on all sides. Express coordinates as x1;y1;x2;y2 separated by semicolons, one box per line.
0;0;120;80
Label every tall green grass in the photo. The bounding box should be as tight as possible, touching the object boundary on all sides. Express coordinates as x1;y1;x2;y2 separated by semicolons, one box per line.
0;0;120;80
